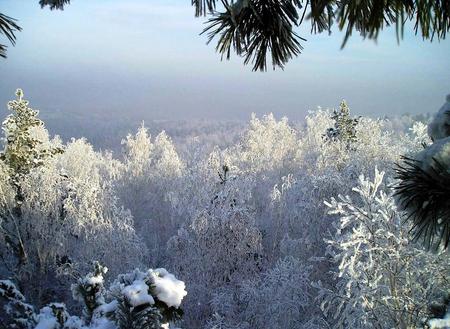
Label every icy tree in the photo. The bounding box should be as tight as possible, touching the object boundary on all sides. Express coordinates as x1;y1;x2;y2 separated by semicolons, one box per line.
0;90;147;307
167;164;263;327
234;113;298;174
319;169;450;328
0;89;63;270
0;89;62;179
42;139;147;276
118;125;183;264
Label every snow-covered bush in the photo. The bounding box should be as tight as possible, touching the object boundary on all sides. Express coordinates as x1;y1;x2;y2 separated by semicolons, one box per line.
208;256;317;329
0;263;186;329
319;169;450;328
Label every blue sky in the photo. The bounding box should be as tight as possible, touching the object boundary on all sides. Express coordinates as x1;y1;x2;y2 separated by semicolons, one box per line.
0;0;449;120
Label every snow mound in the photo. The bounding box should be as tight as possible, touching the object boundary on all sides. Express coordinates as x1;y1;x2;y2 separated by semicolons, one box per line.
122;280;155;307
429;310;450;329
150;268;187;308
428;95;450;141
415;136;450;175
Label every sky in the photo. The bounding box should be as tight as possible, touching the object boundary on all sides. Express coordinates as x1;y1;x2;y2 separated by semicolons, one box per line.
0;0;449;121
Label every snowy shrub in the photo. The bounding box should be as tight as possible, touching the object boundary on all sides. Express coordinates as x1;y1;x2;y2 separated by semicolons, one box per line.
208;256;317;329
319;168;450;328
0;263;186;329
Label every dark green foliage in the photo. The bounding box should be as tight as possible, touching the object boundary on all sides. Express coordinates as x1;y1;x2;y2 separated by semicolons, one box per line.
394;156;450;250
325;100;358;147
71;261;107;321
202;0;305;71
0;14;21;58
2;1;449;68
193;0;217;16
115;299;163;329
46;303;70;326
0;280;34;329
429;293;450;320
39;0;71;10
1;263;186;328
194;0;450;70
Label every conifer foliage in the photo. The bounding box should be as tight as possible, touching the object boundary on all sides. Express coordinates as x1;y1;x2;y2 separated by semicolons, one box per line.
0;262;187;329
395;95;450;250
0;89;62;180
325;100;359;147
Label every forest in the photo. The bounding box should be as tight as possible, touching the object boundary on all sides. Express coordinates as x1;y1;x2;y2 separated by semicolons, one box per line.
0;89;449;329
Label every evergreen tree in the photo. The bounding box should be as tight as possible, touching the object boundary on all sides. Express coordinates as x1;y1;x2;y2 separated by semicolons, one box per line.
325;100;358;148
0;89;62;268
0;89;62;181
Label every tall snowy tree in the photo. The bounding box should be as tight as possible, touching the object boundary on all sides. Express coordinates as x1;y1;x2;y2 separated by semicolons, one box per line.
319;169;450;328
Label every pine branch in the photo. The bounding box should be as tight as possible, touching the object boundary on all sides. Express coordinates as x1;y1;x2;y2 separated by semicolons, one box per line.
394;156;450;250
39;0;71;10
0;14;22;58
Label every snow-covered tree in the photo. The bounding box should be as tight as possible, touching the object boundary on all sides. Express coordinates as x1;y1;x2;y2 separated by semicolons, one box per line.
0;90;147;308
118;125;183;265
325;100;358;148
319;169;450;328
0;89;63;271
234;113;298;174
0;89;62;179
167;164;263;327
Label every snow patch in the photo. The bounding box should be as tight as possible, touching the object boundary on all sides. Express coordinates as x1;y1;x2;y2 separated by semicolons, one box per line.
429;310;450;329
150;268;187;308
415;136;450;175
428;95;450;141
122;280;154;307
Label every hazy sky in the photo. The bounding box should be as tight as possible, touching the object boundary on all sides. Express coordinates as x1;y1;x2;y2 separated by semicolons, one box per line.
1;0;449;121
